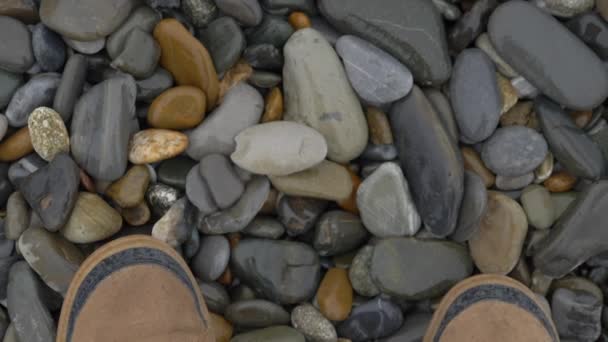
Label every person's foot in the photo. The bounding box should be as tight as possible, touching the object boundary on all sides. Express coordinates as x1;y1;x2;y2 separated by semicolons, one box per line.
424;274;559;342
57;235;213;342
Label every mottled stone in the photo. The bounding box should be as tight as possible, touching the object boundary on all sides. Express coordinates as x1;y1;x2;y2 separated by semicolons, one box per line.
488;0;608;109
291;303;337;342
182;0;217;27
146;183;181;217
60;192;123;243
5;73;60;127
53;54;87;121
313;210;367;256
27;107;69;161
536;0;594;17
283;28;368;163
0;16;33;73
243;44;283;70
129;129;188;164
270;160;352;201
451;171;487;242
225;299;290;328
243;217;284;239
337;297;403;342
349;245;380;297
390;86;463;237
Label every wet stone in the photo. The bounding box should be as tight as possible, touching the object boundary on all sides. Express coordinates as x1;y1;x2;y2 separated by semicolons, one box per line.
157;156;196;190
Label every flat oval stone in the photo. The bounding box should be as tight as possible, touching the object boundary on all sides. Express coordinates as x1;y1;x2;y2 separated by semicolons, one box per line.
567;13;608;60
469;191;528;274
313;210;368;256
199;154;244;209
199;280;230;314
7;262;56;342
192;235;229;281
337;297;403;342
5;73;60;127
481;126;548;177
243;217;285;239
187;82;263;159
450;48;502;143
5;191;29;240
106;165;150;208
495;173;534;191
231;121;327;176
158;156;196;190
269;160;352;201
389;86;464;237
534;181;608;277
536;97;604;180
31;23;65;72
62;37;105;55
40;0;137;41
232;326;305;342
451;170;488;242
488;0;608;109
18;153;79;231
424;89;459;143
107;6;162;59
154;18;219;108
185;165;218;214
214;0;262;26
316;268;353;321
18;227;83;295
225;299;290;328
357;162;420;237
319;0;450;86
71;76;136;181
291;303;337;342
371;237;473;300
0;127;33;162
448;0;497;53
53;54;87;121
136;68;174;103
198;16;246;75
521;185;555;229
0;70;22;109
231;238;320;304
276;196;327;236
110;28;160;79
61;192;123;243
27;107;69;161
336;35;413;106
129;129;188;164
246;15;293;47
148;86;206;129
0;16;34;73
283;28;368;163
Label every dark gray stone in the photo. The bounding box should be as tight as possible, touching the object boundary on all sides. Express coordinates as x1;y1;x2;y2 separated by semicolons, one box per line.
145;0;180;8
248;70;282;88
319;0;451;85
146;182;181;218
488;0;608;109
243;43;283;70
199;154;244;209
198;280;230;314
567;13;608;60
371;237;473;300
157;156;196;190
185;165;218;215
0;70;22;110
360;144;398;161
0;220;14;258
277;196;327;236
380;312;432;342
481;126;548;177
31;23;65;72
214;0;262;26
448;0;497;53
4;192;29;241
450;48;502;143
53;54;87;122
107;6;162;60
337;297;403;342
534;181;608;278
5;73;60;127
18;153;79;232
313;210;368;256
0;164;11;208
71;76;136;181
245;15;293;48
260;0;317;14
451;171;487;242
536;97;605;180
199;16;245;75
389;86;464;237
110;28;160;79
424;88;459;143
552;288;602;341
231;238;320;304
182;0;217;27
225;299;290;328
243;217;285;239
0;16;34;73
7;154;46;189
136;67;174;103
191;235;230;281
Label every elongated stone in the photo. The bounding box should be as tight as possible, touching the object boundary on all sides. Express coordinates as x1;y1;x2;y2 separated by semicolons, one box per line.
269;160;352;201
53;54;87;122
5;73;60;127
389;86;464;237
488;0;608;109
283;28;368;163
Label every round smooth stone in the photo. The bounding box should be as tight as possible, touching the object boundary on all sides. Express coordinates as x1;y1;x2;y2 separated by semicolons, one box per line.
276;196;327;236
192;235;230;281
450;48;502;143
136;68;174;104
121;201;151;226
0;127;33;162
225;299;290;328
148;86;206;129
5;73;61;127
106;165;150;208
199;153;244;209
336;35;413;106
146;183;181;217
110;28;160;79
157;156;196;190
245;15;293;47
27;107;70;161
495;172;534;191
243;217;285;239
316;268;353;321
481;126;548;177
269;160;352;201
356;162;420;237
198;280;231;314
231;326;305;342
249;71;281;89
31;23;66;72
0;70;22;110
451;171;488;242
371;237;473;300
18;227;84;295
185;165;218;215
5;191;29;240
337;297;403;341
63;37;105;54
107;6;161;59
60;192;123;243
349;245;380;297
291;303;337;342
521;185;556;229
53;54;87;121
313;210;368;256
469;191;528;274
283;28;367;163
182;0;218;27
0;16;34;73
154;18;219;108
231;121;327;176
198;16;245;75
40;0;138;41
128;129;188;164
214;0;263;26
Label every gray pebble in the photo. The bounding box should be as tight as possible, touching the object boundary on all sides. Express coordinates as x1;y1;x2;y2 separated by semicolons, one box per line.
5;73;60;127
191;235;230;281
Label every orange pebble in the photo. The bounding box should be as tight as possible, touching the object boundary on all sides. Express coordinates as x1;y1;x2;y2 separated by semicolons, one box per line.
337;168;362;214
0;126;33;162
288;11;311;30
569;110;592;128
544;171;577;193
227;233;241;249
316;268;353;321
261;87;284;123
210;313;233;342
217;267;233;286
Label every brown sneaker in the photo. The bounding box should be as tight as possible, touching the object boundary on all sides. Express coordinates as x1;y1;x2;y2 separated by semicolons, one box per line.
57;235;213;342
424;274;559;342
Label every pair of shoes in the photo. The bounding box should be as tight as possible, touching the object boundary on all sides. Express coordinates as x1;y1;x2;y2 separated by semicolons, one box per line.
56;236;558;342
